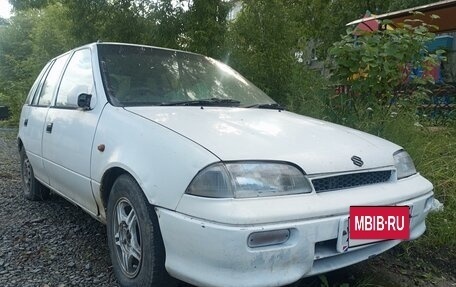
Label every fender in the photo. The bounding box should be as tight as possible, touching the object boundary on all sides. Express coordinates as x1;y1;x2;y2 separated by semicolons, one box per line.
90;104;220;211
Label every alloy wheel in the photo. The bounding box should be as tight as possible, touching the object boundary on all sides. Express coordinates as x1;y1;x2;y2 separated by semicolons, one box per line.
23;157;32;194
113;198;142;278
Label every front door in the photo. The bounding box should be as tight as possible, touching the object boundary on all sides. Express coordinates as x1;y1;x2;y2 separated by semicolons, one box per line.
42;48;101;215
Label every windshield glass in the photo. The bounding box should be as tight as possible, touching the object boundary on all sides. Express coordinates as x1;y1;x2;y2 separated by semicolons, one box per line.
97;44;275;107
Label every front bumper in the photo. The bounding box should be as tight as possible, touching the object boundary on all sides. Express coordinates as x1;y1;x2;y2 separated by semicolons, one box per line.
156;175;436;287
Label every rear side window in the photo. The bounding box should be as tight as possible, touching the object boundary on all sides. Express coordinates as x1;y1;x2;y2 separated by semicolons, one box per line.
31;61;54;106
35;54;69;107
56;49;94;108
26;62;52;105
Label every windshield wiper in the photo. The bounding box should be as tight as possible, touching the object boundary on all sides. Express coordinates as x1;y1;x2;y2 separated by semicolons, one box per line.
245;103;285;110
160;98;241;107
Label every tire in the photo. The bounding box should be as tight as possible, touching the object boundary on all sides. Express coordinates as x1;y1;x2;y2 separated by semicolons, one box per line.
20;148;50;201
107;174;176;287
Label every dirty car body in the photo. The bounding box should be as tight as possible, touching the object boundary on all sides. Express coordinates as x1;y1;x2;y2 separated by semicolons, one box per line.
18;43;437;287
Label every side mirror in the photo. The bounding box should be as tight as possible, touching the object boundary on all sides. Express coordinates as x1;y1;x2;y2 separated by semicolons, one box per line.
77;93;92;110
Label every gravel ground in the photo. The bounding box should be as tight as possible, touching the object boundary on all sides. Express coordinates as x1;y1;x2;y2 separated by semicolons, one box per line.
1;128;454;287
0;129;118;286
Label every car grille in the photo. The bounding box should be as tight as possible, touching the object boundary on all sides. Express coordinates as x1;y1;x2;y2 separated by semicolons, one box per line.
312;170;392;192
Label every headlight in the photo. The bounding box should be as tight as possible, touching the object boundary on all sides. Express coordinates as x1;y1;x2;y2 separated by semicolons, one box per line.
186;162;312;198
394;150;417;179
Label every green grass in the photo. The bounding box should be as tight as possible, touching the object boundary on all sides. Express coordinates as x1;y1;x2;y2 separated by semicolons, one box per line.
383;120;456;253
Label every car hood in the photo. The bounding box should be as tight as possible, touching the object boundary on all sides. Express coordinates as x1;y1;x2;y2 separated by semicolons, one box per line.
125;107;401;174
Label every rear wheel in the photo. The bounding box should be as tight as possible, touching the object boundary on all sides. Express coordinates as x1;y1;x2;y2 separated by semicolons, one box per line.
20;148;49;201
107;174;175;287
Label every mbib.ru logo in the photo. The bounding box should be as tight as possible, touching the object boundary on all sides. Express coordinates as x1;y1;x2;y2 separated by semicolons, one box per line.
354;215;406;231
350;206;410;240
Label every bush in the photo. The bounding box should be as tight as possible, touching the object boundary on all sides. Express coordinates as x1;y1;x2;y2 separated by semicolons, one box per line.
328;16;444;136
286;67;331;119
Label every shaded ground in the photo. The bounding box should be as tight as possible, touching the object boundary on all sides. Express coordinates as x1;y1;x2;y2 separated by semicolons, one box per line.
0;128;454;287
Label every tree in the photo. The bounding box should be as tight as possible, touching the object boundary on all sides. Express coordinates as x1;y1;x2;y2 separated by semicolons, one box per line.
149;0;185;49
98;0;152;44
62;0;109;45
9;0;54;10
0;10;40;123
227;0;299;104
183;0;231;58
30;3;75;65
0;4;74;123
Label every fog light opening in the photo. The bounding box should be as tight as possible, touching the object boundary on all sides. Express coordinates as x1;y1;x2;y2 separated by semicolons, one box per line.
247;229;290;248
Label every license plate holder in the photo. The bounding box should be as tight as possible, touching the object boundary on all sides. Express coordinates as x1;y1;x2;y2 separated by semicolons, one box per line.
336;217;383;252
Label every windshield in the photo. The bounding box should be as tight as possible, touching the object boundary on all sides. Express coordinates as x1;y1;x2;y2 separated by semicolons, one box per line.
97;44;275;107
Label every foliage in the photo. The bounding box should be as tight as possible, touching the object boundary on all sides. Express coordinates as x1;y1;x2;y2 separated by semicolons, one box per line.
150;0;185;49
225;0;438;107
286;67;331;119
328;17;444;135
227;0;300;104
0;10;39;124
299;0;384;58
0;4;75;124
62;0;156;45
9;0;54;10
182;0;231;58
31;3;75;65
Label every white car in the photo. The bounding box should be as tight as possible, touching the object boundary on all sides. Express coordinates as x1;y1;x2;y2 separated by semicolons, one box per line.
18;42;438;287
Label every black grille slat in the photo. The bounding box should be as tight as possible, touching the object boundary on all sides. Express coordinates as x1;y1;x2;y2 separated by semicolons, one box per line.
312;170;392;192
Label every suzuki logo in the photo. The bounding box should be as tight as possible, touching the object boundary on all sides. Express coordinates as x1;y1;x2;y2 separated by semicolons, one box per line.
351;156;364;167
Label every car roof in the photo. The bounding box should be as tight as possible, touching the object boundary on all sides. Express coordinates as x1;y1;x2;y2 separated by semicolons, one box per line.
96;42;202;56
51;41;204;63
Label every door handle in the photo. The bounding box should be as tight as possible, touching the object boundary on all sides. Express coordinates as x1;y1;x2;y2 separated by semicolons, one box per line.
23;119;28;126
46;122;53;133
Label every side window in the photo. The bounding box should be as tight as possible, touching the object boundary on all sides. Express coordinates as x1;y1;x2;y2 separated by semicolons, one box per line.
26;62;52;105
32;61;54;106
36;54;69;107
56;49;94;108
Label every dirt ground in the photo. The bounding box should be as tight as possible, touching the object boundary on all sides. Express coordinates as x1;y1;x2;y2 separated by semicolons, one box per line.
0;128;454;287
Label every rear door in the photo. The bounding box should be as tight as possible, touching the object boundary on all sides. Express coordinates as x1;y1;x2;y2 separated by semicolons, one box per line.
42;48;101;215
19;55;70;185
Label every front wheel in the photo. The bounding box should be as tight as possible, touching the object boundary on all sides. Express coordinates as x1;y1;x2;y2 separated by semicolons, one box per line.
20;148;49;201
107;174;175;287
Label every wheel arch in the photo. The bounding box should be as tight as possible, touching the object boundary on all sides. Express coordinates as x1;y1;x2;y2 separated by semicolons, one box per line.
100;166;131;212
